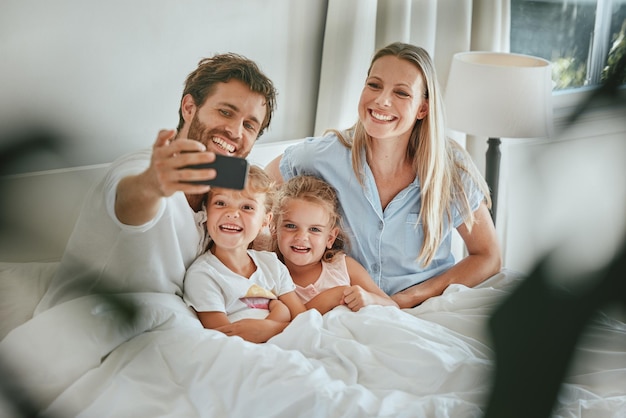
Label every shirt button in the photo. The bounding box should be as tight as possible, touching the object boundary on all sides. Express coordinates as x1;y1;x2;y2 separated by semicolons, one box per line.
378;221;384;230
372;263;380;273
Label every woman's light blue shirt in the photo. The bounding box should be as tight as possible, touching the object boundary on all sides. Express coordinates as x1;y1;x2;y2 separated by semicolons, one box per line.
279;134;484;296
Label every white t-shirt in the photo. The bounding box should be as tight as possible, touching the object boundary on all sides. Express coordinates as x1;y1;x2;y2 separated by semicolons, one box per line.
35;149;208;314
183;250;296;321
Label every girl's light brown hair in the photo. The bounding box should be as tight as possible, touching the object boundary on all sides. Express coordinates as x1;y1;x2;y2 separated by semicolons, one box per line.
271;175;349;262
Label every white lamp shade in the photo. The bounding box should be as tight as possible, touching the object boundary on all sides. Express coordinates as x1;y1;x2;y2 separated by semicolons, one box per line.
445;52;553;139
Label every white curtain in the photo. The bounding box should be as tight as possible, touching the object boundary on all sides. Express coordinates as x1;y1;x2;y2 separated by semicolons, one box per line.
314;0;510;136
313;0;511;258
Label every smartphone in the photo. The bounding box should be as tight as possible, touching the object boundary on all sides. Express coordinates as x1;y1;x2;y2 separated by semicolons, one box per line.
181;154;249;190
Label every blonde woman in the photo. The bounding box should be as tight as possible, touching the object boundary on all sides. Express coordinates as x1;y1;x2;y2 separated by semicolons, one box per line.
266;42;501;308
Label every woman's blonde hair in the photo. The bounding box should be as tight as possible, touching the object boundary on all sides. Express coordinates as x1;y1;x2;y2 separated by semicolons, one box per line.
271;175;349;262
330;42;490;267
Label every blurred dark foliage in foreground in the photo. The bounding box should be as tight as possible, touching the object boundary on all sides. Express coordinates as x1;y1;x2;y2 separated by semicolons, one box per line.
0;128;140;417
0;127;64;176
484;50;626;418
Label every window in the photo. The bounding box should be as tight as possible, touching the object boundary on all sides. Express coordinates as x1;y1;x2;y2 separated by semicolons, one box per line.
511;0;626;91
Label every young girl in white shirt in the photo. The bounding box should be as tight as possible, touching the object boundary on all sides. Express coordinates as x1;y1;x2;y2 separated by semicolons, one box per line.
271;175;397;314
183;166;305;343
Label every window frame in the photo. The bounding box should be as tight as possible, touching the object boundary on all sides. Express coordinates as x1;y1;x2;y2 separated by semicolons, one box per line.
587;0;614;85
511;0;625;115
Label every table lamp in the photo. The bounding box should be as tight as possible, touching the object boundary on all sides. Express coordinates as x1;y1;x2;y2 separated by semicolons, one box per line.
444;51;553;224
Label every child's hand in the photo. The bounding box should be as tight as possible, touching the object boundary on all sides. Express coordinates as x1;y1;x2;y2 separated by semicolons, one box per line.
342;285;375;312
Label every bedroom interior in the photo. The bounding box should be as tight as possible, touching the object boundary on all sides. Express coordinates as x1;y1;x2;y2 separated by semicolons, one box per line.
1;1;625;417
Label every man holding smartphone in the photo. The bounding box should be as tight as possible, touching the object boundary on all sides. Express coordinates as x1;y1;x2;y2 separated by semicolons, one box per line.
35;53;282;342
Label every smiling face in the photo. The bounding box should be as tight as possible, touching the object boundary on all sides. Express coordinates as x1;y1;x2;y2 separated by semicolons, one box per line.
181;79;267;158
275;198;339;270
358;55;429;142
206;187;271;252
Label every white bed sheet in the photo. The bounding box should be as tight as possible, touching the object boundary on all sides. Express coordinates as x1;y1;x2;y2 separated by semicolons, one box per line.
0;264;624;418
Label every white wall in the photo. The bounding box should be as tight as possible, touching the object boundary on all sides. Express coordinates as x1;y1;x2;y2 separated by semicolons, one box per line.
0;0;327;174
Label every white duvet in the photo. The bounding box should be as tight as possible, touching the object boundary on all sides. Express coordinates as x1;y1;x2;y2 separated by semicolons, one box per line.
1;268;624;418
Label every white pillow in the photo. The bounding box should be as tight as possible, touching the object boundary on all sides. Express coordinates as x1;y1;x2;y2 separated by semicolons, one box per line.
0;261;58;340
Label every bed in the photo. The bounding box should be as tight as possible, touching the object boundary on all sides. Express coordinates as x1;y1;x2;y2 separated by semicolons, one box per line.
1;143;625;418
1;261;625;418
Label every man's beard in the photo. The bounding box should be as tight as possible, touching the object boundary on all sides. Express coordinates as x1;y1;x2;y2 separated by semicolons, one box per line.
187;113;239;154
186;113;215;149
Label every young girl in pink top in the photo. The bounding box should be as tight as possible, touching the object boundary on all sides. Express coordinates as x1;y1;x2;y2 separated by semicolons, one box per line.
272;175;397;314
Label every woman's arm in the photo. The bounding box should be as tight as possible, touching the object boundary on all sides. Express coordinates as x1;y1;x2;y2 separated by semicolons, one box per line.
391;202;502;309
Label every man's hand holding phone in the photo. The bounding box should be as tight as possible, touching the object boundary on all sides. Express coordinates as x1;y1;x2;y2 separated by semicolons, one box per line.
117;130;248;226
147;130;216;195
116;130;215;224
149;130;249;191
180;154;249;190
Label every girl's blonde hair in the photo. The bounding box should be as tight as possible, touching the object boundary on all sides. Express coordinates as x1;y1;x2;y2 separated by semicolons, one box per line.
329;42;490;267
271;175;349;262
206;165;275;251
207;165;275;213
243;165;276;214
